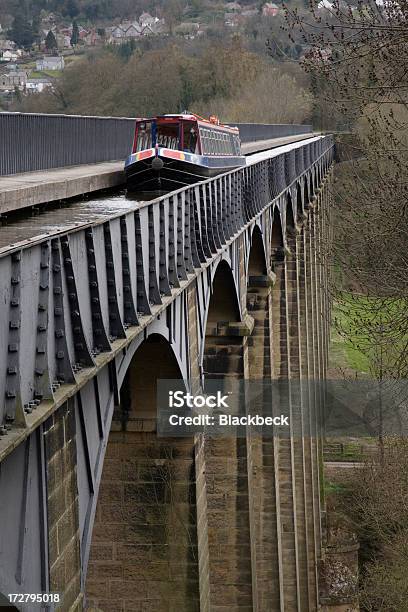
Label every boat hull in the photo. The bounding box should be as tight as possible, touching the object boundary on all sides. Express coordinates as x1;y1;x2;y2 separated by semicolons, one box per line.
125;148;246;192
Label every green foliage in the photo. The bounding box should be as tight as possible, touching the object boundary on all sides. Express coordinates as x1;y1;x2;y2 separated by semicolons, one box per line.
324;479;347;496
8;13;34;48
45;29;58;50
70;20;79;46
65;0;79;18
32;13;41;44
14;40;310;124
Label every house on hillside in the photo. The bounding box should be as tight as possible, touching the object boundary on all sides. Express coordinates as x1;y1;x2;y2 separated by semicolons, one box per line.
317;0;333;8
84;29;102;46
225;2;241;11
78;26;89;41
56;34;71;48
41;12;57;27
225;12;243;27
26;77;53;93
108;18;165;43
242;9;259;18
262;2;280;16
174;22;200;39
126;23;143;38
110;22;143;41
139;12;156;27
149;19;166;35
110;25;127;40
1;50;19;62
36;56;65;71
0;70;27;91
0;40;16;51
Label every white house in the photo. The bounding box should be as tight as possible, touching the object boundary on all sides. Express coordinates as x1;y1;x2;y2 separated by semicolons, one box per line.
126;24;143;38
225;2;241;11
317;0;333;9
111;25;126;39
111;22;143;41
0;40;16;51
36;56;65;71
26;78;53;93
1;50;19;62
262;2;280;16
139;12;156;27
242;9;259;18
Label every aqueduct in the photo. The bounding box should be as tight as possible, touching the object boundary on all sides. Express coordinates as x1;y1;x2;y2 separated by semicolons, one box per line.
0;133;333;611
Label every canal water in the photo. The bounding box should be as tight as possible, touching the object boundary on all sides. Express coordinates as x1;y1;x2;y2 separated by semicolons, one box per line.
0;189;164;253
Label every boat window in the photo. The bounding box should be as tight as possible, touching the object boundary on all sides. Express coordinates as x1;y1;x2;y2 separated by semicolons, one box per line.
205;130;211;154
209;130;215;155
201;129;208;154
136;121;152;151
198;127;239;156
199;128;206;154
156;122;180;150
183;122;200;153
215;131;219;155
229;134;234;155
223;133;229;155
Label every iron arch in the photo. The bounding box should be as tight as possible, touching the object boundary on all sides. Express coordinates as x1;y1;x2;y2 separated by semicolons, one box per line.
248;225;267;278
271;205;284;249
286;193;296;238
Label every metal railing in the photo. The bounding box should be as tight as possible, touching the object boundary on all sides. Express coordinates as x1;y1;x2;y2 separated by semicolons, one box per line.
0;112;135;176
0;135;334;437
235;123;313;143
0;112;313;177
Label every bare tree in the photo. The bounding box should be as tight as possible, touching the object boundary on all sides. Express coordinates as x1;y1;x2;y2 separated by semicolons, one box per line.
283;0;408;378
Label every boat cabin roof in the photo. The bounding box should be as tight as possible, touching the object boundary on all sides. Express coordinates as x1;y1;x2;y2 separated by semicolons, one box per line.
136;113;239;134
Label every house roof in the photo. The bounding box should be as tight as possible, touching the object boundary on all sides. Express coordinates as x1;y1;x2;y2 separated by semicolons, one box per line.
27;77;52;83
39;56;63;62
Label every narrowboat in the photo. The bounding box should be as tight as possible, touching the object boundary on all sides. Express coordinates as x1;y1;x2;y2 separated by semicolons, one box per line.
124;113;246;191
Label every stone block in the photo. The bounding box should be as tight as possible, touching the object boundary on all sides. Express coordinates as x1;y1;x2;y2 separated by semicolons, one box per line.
57;505;77;553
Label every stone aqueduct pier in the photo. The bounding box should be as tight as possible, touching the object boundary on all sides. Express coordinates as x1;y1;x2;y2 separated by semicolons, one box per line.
0;133;334;611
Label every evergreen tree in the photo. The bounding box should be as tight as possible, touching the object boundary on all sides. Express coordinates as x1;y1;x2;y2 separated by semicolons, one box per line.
32;13;42;45
45;30;58;51
66;0;79;18
9;13;34;49
70;20;79;47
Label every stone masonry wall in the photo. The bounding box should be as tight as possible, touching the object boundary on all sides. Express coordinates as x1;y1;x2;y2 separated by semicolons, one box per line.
44;398;82;611
86;339;200;612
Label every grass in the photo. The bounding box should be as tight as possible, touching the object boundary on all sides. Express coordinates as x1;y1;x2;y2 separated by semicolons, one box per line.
330;302;370;372
64;55;82;65
29;69;63;78
324;444;364;462
324;479;347;496
330;295;408;374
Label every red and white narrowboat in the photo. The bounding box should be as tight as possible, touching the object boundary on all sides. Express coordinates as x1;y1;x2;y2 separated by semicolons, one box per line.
124;113;246;191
